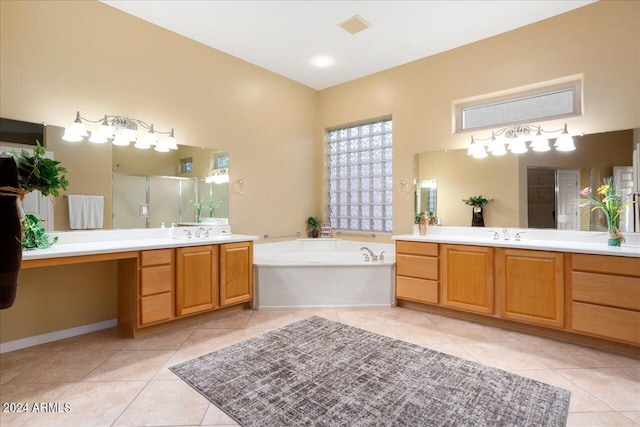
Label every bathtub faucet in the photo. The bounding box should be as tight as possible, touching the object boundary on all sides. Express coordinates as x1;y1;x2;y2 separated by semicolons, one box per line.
361;247;377;262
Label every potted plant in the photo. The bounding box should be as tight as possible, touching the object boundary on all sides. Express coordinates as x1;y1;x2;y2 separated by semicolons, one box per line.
463;195;489;227
0;141;68;309
306;216;320;238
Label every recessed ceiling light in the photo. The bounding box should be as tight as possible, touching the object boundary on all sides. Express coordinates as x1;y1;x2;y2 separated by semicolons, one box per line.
311;56;334;67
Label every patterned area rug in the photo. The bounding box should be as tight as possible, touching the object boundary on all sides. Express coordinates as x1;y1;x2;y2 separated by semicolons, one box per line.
170;316;570;426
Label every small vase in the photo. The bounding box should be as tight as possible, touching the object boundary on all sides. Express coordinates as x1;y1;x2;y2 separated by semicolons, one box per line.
471;206;485;227
418;223;427;235
607;221;622;247
607;237;621;247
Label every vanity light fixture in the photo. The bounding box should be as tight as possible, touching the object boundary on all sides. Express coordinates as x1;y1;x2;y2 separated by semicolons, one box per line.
467;123;575;159
205;167;230;184
63;111;178;152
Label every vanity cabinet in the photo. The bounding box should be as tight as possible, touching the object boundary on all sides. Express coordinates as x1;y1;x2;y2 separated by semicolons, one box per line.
395;241;439;304
440;244;494;315
176;245;220;316
569;254;640;345
496;249;564;328
220;242;253;307
139;249;175;326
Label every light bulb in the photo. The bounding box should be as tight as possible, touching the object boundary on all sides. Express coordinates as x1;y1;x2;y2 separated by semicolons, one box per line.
531;128;550;152
112;134;130;146
88;130;108;144
554;124;575;151
62;128;83;142
154;140;170;152
134;138;151;149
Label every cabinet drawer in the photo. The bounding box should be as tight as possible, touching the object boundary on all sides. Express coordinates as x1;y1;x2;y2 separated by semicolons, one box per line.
396;254;438;280
141;249;173;267
572;254;640;277
141;265;173;296
140;293;173;325
572;302;640;345
572;271;640;311
396;276;438;304
396;241;438;257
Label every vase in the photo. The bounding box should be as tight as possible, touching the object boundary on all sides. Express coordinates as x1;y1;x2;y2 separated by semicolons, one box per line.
471;207;485;227
607;220;622;247
418;223;427;235
0;156;22;309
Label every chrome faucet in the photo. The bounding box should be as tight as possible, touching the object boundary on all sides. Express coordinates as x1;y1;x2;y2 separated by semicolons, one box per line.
502;229;510;241
195;227;206;238
361;247;377;262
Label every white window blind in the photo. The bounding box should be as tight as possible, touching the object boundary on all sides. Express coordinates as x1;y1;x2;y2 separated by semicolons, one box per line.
327;119;393;233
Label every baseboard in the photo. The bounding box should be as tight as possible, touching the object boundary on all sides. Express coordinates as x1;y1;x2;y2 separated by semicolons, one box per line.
0;319;117;354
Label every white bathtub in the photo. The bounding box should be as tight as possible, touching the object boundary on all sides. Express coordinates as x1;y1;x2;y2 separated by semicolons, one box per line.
253;239;395;309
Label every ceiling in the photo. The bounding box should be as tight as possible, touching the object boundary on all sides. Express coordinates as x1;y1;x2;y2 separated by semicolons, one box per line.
101;0;596;91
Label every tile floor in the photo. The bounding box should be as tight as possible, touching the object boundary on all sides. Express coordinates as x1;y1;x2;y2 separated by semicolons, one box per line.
1;307;638;426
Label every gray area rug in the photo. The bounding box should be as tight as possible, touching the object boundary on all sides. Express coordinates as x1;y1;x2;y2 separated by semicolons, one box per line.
170;316;570;426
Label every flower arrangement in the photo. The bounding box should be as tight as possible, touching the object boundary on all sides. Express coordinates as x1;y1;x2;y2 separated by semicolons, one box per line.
462;195;489;208
580;177;635;246
191;200;203;222
209;199;223;217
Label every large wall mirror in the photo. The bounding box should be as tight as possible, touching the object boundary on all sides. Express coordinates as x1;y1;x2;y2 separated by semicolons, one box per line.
2;124;229;231
415;128;639;233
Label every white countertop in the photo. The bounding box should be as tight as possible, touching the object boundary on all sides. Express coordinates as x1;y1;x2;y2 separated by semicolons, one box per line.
21;228;258;261
393;227;640;258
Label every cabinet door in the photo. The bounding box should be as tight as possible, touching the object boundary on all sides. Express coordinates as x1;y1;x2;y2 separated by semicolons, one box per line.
440;245;494;314
497;249;564;328
176;245;219;316
220;242;253;306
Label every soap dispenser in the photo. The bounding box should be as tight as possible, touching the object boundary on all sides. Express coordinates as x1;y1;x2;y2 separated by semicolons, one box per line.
169;223;178;239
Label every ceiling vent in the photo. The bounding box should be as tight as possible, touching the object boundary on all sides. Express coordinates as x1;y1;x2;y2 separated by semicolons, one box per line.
338;15;371;35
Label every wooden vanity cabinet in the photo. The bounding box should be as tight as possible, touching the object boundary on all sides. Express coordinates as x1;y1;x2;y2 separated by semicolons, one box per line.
176;245;220;316
440;244;494;315
395;241;439;304
569;254;640;345
220;242;253;307
496;248;564;328
139;249;175;326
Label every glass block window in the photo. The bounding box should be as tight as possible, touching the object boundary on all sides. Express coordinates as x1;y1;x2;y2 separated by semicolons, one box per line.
455;81;581;132
328;118;393;233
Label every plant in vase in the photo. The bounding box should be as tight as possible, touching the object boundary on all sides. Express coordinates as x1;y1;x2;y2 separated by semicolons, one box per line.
463;195;489;227
15;141;69;249
192;200;203;223
208;199;223;218
307;216;320;238
580;177;636;246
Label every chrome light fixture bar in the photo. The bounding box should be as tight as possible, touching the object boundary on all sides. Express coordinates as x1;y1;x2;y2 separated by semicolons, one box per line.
63;111;178;152
467;123;575;159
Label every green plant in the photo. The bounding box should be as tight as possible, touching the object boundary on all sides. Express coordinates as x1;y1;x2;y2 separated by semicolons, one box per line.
306;216;320;231
15;141;69;197
463;195;489;208
21;214;57;250
580;177;637;242
209;199;223;217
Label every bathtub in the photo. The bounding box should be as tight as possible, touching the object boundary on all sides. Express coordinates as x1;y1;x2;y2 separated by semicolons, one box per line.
253;239;395;309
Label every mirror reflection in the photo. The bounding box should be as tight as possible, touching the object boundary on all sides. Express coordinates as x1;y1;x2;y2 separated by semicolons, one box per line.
415;129;638;232
14;125;229;231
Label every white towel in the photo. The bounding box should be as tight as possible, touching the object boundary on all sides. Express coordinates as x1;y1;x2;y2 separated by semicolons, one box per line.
68;195;104;229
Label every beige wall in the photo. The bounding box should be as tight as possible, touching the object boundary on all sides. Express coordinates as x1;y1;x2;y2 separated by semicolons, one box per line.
2;0;639;344
318;0;640;237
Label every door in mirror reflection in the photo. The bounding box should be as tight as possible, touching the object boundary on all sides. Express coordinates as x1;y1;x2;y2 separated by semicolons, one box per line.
526;168;579;230
416;179;438;218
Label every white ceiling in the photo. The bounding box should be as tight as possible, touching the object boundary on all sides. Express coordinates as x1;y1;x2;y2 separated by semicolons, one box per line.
101;0;595;90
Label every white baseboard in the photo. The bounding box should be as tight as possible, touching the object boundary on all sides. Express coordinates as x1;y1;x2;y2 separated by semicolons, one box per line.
0;319;117;354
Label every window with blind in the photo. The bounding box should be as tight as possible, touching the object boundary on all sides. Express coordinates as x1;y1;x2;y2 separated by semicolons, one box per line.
327;118;393;233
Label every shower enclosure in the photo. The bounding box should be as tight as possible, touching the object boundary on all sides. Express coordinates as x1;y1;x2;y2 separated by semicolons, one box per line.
112;174;197;229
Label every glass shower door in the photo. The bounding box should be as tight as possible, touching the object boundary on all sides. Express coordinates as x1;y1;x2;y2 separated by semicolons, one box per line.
112;174;148;229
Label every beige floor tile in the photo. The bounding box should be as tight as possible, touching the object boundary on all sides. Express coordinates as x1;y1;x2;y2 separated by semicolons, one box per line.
557;368;640;411
201;403;240;425
567;411;638;426
245;310;297;329
120;324;196;351
512;369;614;413
11;380;147;427
379;307;434;326
62;327;130;352
336;309;387;326
7;350;114;383
437;321;513;344
291;309;340;322
572;346;640;368
351;323;398;339
460;342;552;370
389;323;456;346
153;348;211;380
198;310;253;329
83;350;174;381
425;343;480;362
0;351;51;385
178;328;245;354
113;380;209;426
621;412;640;424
